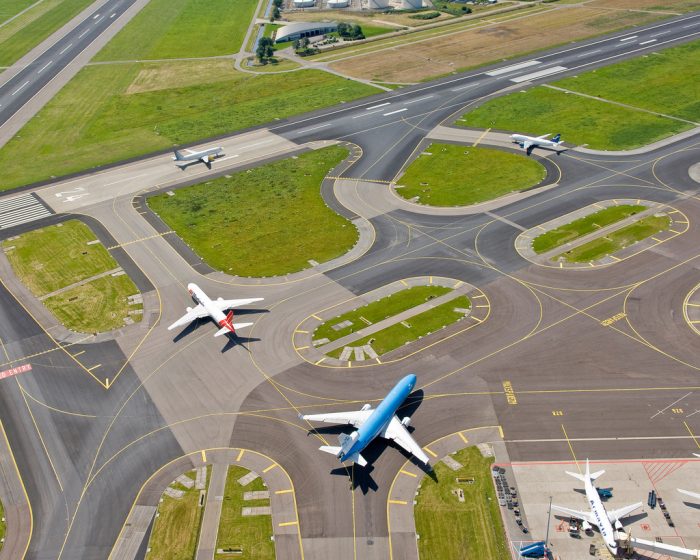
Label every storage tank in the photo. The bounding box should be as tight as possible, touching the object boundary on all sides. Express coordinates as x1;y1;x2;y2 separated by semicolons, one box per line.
368;0;389;8
293;0;315;7
327;0;350;7
402;0;422;7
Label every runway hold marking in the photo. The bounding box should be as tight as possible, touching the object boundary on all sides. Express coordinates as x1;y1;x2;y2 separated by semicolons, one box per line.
400;470;417;478
458;432;469;444
423;447;437;458
388;499;407;505
0;363;32;380
275;489;294;494
236;449;245;462
263;463;277;473
503;381;517;405
650;392;693;420
279;521;298;527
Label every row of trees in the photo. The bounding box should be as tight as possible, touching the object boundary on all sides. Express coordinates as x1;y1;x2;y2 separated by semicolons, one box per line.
270;0;283;21
336;22;364;40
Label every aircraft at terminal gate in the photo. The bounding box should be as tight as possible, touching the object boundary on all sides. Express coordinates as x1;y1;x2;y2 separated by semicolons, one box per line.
168;283;263;337
301;373;429;467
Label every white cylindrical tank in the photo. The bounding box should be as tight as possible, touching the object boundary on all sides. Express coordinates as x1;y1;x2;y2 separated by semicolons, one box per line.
402;0;422;7
293;0;315;7
368;0;389;8
327;0;349;7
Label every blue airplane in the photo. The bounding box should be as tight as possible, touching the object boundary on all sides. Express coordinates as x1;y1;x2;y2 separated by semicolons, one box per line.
301;374;429;467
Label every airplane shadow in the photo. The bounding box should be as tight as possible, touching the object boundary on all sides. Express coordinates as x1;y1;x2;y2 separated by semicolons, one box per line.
622;511;648;525
681;500;700;510
232;308;269;316
221;334;261;353
172;318;206;342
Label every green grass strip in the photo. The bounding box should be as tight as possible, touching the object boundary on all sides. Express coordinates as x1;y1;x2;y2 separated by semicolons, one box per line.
532;204;646;254
313;285;451;343
0;496;5;551
148;147;358;277
330;295;471;357
560;214;671;263
94;0;259;61
147;467;210;560
397;144;545;206
2;220;119;296
415;447;510;560
0;0;37;24
215;466;274;560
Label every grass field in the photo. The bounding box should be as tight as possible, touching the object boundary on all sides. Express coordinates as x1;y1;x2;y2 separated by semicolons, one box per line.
459;87;689;150
0;0;94;67
0;497;4;551
147;468;209;560
330;295;471;357
2;220;142;333
555;41;700;123
397;144;545;206
215;465;275;560
148;147;358;277
532;204;646;254
44;274;141;333
414;447;509;560
560;214;671;262
0;62;378;190
313;285;451;343
93;0;259;61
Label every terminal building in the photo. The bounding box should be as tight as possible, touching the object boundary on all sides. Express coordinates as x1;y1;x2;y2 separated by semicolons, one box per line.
274;21;338;43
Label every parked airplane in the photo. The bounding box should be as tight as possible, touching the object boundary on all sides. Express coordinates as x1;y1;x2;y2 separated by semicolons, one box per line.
552;459;642;555
677;453;700;501
301;373;429;467
168;283;263;337
511;132;563;155
173;146;223;169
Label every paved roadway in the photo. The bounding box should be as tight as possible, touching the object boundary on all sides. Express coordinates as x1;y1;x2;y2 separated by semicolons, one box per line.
0;13;698;560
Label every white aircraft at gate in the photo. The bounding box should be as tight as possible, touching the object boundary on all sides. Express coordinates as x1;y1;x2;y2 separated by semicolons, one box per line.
168;283;263;337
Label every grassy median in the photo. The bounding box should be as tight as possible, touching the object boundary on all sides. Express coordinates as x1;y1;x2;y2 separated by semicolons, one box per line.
415;447;509;560
330;294;471;357
0;497;4;551
460;41;700;150
313;285;451;344
560;214;671;262
148;147;358;277
532;204;646;254
396;144;545;206
215;465;274;560
147;467;209;560
2;220;142;332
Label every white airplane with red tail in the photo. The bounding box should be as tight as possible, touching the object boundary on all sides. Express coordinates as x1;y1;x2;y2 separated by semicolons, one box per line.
168;283;263;337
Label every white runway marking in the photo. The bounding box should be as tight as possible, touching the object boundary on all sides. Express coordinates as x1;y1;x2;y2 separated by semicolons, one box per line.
383;108;407;116
577;49;600;57
110;12;116;18
639;39;657;45
296;123;331;134
619;35;637;42
11;81;29;96
37;60;53;74
366;102;390;110
510;66;567;83
486;60;540;76
79;29;89;38
0;193;52;229
353;109;383;118
450;82;479;91
59;43;73;55
404;95;434;104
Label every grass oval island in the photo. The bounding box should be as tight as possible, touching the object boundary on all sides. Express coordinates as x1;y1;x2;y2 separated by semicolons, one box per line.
147;146;358;277
395;143;546;207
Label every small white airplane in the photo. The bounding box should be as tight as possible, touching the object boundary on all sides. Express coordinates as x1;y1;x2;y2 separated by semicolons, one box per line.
677;453;700;501
511;132;563;155
168;283;263;337
173;146;223;169
301;374;429;467
552;459;642;555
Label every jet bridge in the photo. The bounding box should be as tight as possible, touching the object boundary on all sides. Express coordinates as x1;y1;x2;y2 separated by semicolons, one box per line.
618;533;700;560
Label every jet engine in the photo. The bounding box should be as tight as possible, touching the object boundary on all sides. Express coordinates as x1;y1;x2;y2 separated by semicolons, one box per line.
582;520;592;533
401;417;411;427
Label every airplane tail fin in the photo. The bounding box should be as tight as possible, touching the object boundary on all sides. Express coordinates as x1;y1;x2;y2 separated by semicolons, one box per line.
318;445;367;466
173;149;185;161
564;470;586;482
320;445;342;458
552;133;561;143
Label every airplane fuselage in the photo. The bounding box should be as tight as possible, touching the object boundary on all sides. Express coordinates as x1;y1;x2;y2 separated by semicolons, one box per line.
340;374;416;462
583;474;618;553
188;282;231;331
511;133;560;149
173;146;223;162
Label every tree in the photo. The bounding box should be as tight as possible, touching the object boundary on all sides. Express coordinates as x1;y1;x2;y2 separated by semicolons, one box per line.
256;37;274;63
337;22;350;37
350;24;364;39
273;0;283;7
271;6;280;21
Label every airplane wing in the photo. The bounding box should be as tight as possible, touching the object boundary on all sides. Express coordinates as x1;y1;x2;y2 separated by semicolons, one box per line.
212;297;264;311
167;305;208;330
537;133;551;139
302;409;373;428
551;504;595;525
382;416;430;464
678;488;700;501
607;502;643;523
525;142;535;156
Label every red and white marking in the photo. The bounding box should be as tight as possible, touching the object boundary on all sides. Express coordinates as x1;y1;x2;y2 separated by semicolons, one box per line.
0;363;32;380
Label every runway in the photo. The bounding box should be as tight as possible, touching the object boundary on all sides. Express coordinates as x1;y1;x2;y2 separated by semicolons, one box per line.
0;13;698;559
